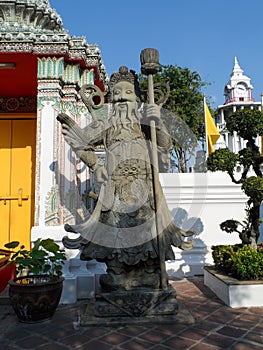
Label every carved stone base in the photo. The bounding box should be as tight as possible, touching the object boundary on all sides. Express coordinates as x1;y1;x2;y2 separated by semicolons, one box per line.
78;285;195;326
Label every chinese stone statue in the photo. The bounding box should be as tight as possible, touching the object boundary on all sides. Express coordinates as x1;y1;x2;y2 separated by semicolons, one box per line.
57;65;194;296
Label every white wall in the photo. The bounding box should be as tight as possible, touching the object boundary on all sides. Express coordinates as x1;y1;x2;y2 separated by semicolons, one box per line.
160;172;248;277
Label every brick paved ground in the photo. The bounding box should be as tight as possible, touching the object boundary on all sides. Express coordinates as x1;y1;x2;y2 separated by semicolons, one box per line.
0;276;263;350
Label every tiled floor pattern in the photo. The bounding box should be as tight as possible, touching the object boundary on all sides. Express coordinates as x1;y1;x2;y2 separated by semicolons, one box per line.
0;276;262;349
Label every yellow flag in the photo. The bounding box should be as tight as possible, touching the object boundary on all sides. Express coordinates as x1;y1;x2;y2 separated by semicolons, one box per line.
205;102;220;155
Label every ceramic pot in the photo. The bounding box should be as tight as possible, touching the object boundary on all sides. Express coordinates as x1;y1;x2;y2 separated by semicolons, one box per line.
8;275;64;323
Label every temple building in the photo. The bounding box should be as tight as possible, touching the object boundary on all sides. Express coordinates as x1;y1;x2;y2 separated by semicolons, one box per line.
0;0;107;252
215;57;262;152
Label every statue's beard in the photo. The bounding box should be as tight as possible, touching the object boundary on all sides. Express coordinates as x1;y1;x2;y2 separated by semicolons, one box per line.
111;101;141;132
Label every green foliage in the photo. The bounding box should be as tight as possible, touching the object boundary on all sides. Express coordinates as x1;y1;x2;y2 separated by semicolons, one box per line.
212;245;236;273
140;65;208;138
238;147;255;168
212;244;263;280
242;176;263;202
5;238;66;278
160;66;206;136
220;215;251;244
220;219;241;234
226;109;263;140
232;245;263;280
139;65;210;172
207;148;239;173
5;241;20;249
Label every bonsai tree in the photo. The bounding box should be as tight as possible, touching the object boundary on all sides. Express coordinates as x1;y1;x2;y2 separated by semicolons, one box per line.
207;108;263;249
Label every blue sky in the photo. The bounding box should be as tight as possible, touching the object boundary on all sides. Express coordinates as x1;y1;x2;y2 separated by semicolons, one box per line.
51;0;263;108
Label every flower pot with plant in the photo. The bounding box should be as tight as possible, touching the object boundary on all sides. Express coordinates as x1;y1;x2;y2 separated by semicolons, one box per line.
4;238;66;323
204;108;263;307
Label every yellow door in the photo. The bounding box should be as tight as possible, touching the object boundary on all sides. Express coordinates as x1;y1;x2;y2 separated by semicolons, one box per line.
0;116;36;249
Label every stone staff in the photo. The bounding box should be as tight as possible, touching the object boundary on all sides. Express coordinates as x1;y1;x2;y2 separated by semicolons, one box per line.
140;48;167;291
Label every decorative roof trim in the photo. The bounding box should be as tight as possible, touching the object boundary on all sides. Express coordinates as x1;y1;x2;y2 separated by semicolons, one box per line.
0;0;64;33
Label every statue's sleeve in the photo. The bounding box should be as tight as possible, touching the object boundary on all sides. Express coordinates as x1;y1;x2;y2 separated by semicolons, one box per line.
155;120;172;172
81;120;105;147
156;119;172;152
74;121;106;171
57;113;105;150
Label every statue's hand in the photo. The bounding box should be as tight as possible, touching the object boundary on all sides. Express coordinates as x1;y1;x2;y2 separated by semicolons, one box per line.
144;104;161;128
57;113;86;150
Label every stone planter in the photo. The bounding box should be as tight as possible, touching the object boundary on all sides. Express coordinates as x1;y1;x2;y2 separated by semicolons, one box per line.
204;266;263;308
9;275;64;323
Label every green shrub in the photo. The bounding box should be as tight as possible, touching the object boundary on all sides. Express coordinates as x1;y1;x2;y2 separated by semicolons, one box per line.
231;245;263;280
241;176;263;203
5;238;66;278
212;245;236;274
212;244;263;280
206;148;239;173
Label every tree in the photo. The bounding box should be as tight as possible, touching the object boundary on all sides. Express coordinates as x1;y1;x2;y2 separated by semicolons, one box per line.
139;65;209;172
207;108;263;249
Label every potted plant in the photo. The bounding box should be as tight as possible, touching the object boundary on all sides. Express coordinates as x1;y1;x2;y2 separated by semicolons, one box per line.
4;238;66;323
204;108;263;307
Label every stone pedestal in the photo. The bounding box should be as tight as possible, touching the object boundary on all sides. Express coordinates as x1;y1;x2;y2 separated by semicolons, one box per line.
78;285;195;326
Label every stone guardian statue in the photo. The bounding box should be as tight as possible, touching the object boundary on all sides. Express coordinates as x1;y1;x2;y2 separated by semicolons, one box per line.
57;51;194;322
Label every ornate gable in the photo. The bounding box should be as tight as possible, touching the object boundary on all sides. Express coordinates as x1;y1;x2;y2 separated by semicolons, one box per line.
0;0;107;85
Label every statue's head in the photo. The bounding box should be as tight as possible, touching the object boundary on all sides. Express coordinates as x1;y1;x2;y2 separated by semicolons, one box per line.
109;66;141;103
